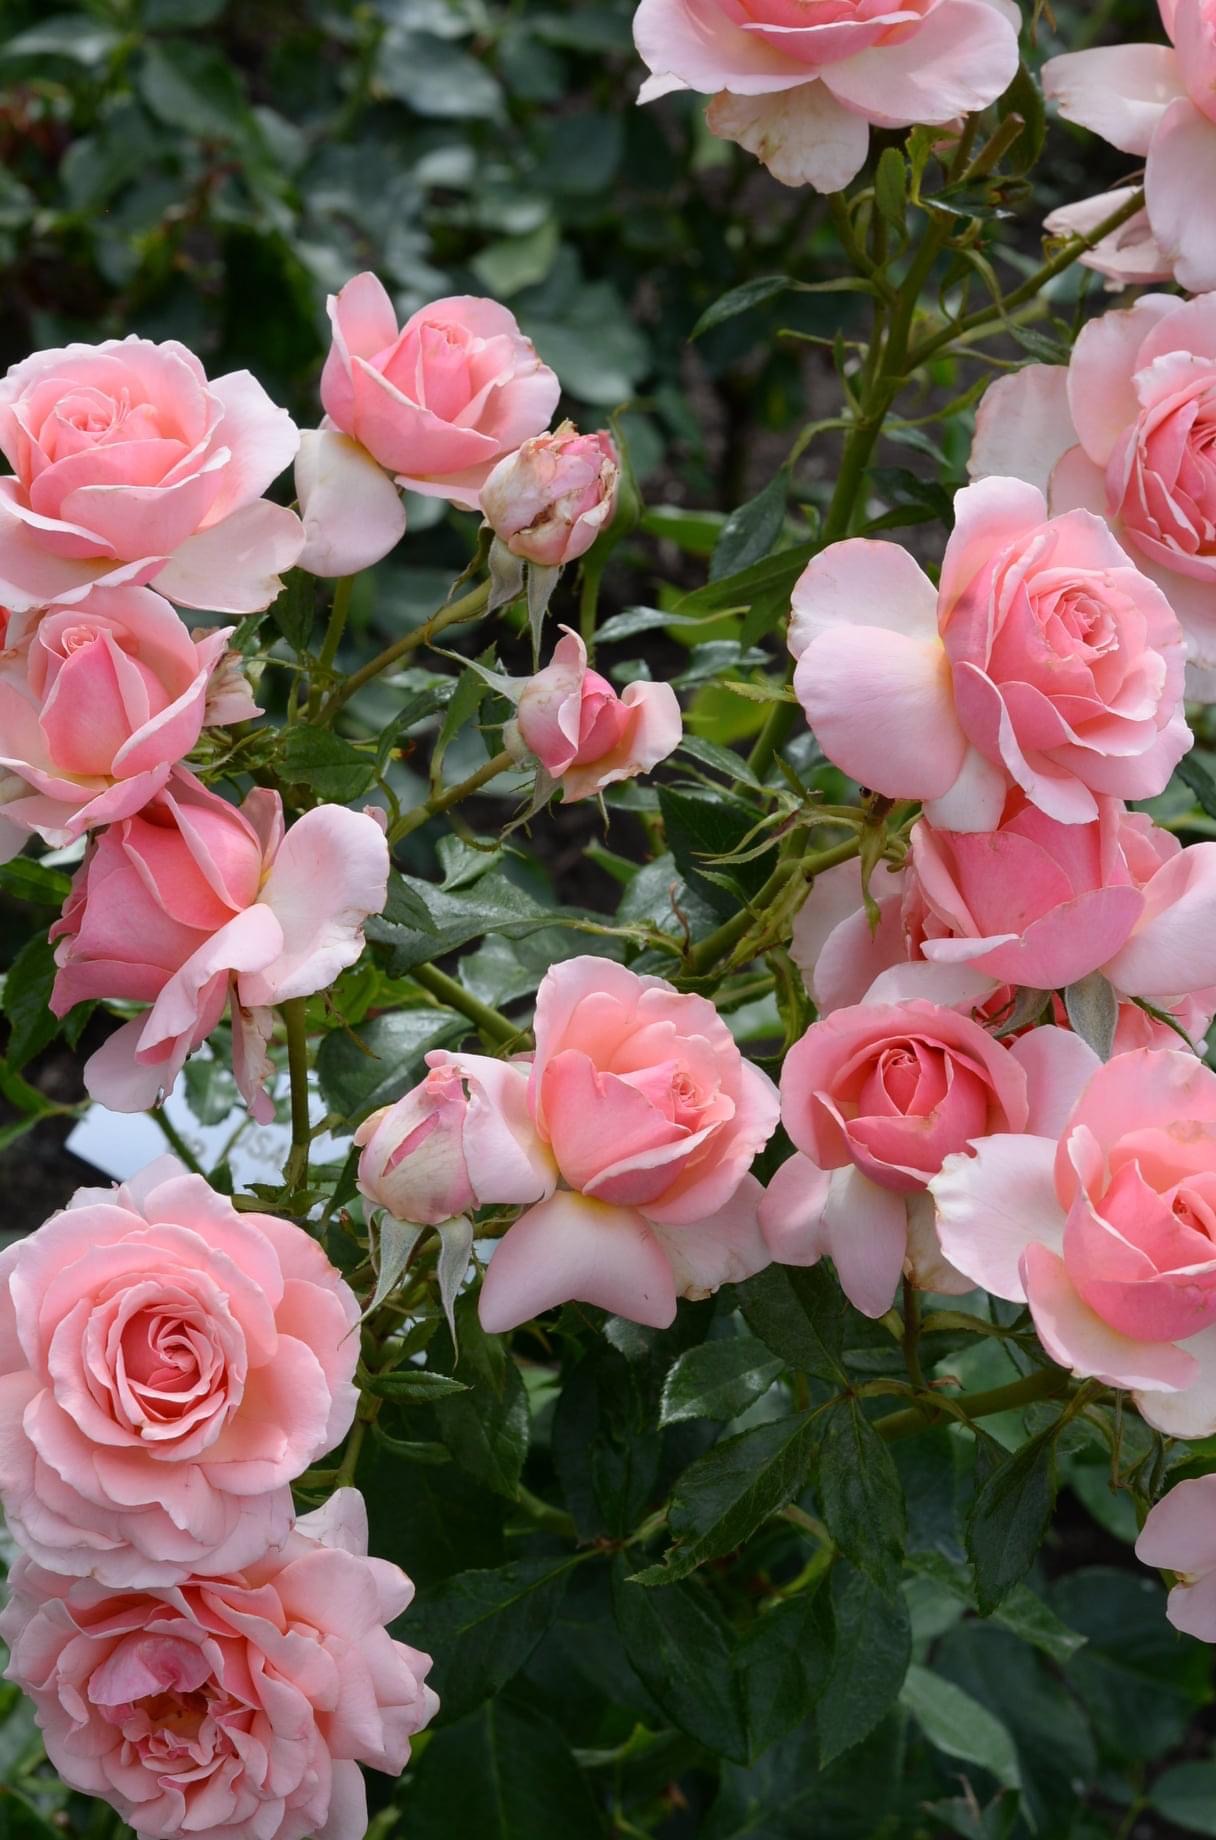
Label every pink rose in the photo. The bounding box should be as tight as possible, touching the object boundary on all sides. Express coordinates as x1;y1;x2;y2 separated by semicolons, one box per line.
0;336;303;615
792;800;1216;1024
971;293;1216;673
633;0;1020;192
933;1045;1216;1438
50;770;389;1121
319;274;560;510
1136;1475;1216;1639
477;957;780;1332
355;1052;554;1225
1043;0;1216;293
480;421;620;567
0;1488;437;1840
509;628;682;802
0;587;248;857
294;427;408;578
760;999;1031;1315
789;478;1190;831
0;1156;359;1585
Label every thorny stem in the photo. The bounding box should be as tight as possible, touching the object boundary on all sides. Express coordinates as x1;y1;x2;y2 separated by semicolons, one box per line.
389;748;516;844
318;580;492;720
682;835;863;978
409;961;525;1050
875;1365;1070;1442
308;574;354;717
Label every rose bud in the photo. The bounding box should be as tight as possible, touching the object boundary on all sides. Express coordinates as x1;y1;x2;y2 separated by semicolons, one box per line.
480;422;620;568
510;628;681;802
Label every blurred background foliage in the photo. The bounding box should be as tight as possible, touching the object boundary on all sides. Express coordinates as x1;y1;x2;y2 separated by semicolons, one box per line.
8;4;1216;1839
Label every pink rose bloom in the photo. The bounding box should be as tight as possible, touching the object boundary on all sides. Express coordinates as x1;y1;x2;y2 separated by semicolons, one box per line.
1136;1475;1216;1639
970;293;1216;674
760;999;1033;1315
792;800;1216;1021
509;628;682;802
294;427;408;579
1043;0;1216;293
932;1045;1216;1438
633;0;1020;192
0;587;249;860
0;336;303;615
789;478;1190;831
0;1156;359;1586
0;1488;437;1840
318;274;560;510
480;421;620;567
355;1052;554;1225
477;957;780;1332
50;771;389;1121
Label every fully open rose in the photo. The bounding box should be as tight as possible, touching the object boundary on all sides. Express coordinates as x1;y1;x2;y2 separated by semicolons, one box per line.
789;478;1190;830
49;771;389;1119
0;1158;359;1587
0;586;256;860
970;292;1216;674
633;0;1020;191
0;336;303;614
932;1047;1216;1438
0;1489;436;1840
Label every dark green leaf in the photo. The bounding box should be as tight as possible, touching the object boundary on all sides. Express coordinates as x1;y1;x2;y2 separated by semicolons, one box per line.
1178;751;1216;820
270;570;317;654
738;1263;849;1385
705;1714;902;1840
1;15;121;64
403;1702;604;1838
997;62;1048;174
967;1426;1058;1613
552;1343;663;1540
278;727;375;802
816;1560;911;1766
612;1563;750;1763
737;1584;829;1758
365;1367;471;1402
315;1007;465;1121
377;28;504;118
660;1336;783;1426
710;472;789;582
403;1557;577;1722
817;1398;906;1595
692;276;799;338
139;38;259;144
3;933;58;1073
658;784;776;919
435;1296;529;1498
673;540;818;618
0;859;72;906
1150;1763;1216;1836
900;1663;1021;1790
0;1791;64;1840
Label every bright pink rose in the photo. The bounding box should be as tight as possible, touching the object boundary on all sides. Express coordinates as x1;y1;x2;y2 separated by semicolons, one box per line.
933;1045;1216;1437
760;999;1030;1315
0;336;303;615
971;293;1216;674
50;771;389;1121
1136;1475;1216;1639
789;479;1190;831
1043;0;1216;293
510;628;682;803
0;1488;436;1840
633;0;1020;191
319;274;560;510
0;1156;359;1586
792;801;1216;1024
355;1052;553;1225
480;421;620;567
0;587;248;858
478;957;780;1332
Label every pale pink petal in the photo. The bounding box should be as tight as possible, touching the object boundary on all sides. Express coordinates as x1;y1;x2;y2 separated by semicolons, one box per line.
939;477;1046;611
477;1191;677;1332
821;0;1019;127
791;867;907;1013
1047;445;1111;519
1105;842;1216;1001
706;84;870;192
633;0;811;96
821;1165;909;1319
1136;1475;1216;1579
1023;1240;1197;1391
788;539;939;655
920;743;1009;832
1042;43;1185;155
1009;1027;1103;1139
205;370;301;517
793;626;966;800
82;1015;190;1112
295;430;406;578
968;366;1077;495
1134;1321;1216;1438
651;1173;770;1298
1066;292;1183;466
904;1190;975;1296
153;500;305;613
1145;96;1216;292
930;1133;1063;1300
861;961;998;1008
1044;191;1172;290
238;806;389;1006
758;1151;833;1265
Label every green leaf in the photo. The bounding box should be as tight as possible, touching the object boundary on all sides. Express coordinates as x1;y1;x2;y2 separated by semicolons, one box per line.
705;1714;902;1840
316;1007;466;1122
900;1663;1021;1791
366;1367;470;1401
967;1426;1059;1615
874;148;908;229
710;471;789;582
1177;751;1216;819
1150;1762;1216;1835
816;1561;911;1767
3;933;58;1073
1063;971;1118;1061
368;869;583;976
673;539;818;619
403;1702;604;1838
362;1217;426;1320
0;1791;64;1840
1;15;122;65
659;1336;783;1426
737;1585;828;1758
270;569;317;654
658;783;776;919
378;28;504;118
183;1056;239;1126
817;1399;907;1596
0;859;72;906
632;1412;819;1584
435;1296;529;1499
738;1263;849;1385
403;1557;577;1723
139;38;259;144
612;1563;750;1763
552;1343;663;1540
997;62;1048;175
278;727;375;802
692;276;799;338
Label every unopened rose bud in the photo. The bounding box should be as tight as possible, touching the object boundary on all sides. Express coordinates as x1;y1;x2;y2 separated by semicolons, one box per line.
479;422;620;568
514;628;682;803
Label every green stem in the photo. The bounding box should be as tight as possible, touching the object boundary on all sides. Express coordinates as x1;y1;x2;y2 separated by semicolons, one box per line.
902;1278;927;1391
579;562;604;659
318;580;492;721
309;575;354;716
153;1107;205;1177
280;998;312;1194
410;961;524;1049
875;1365;1069;1442
683;835;862;978
390;748;516;844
